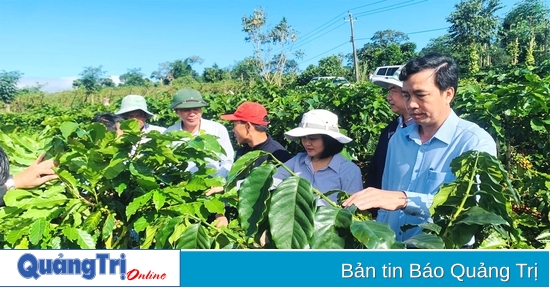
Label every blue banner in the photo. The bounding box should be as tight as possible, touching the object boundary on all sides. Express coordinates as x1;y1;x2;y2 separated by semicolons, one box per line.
1;249;548;287
179;250;548;287
1;249;181;287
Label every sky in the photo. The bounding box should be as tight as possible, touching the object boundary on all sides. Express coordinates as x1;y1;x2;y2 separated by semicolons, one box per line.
0;0;527;93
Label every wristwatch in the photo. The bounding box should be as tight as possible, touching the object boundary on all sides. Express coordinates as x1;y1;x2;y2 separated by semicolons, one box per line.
4;175;16;190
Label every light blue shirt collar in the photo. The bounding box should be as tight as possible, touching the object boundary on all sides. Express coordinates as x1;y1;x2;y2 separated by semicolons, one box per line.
407;110;459;145
398;115;414;128
302;153;343;173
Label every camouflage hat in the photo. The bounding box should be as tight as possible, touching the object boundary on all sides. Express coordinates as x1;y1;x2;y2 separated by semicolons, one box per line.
169;88;208;109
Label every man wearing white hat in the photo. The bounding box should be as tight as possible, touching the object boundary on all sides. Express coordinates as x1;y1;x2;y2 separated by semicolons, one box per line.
115;95;165;133
364;67;412;217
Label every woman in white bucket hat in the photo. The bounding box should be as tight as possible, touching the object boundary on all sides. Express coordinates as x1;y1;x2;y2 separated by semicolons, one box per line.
273;109;363;206
115;95;165;133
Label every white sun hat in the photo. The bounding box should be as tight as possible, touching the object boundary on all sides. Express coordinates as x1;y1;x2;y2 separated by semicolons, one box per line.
372;66;403;89
284;109;352;144
115;95;154;118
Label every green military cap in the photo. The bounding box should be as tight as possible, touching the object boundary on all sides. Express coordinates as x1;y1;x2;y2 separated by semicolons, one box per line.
169;88;209;110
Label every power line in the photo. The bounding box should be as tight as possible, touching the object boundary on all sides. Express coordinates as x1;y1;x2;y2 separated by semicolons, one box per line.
298;42;349;65
406;27;449;35
299;26;450;67
354;27;449;42
285;1;397;52
295;16;346;45
265;0;423;57
295;1;388;46
281;0;437;65
292;23;347;51
354;0;429;18
289;0;428;52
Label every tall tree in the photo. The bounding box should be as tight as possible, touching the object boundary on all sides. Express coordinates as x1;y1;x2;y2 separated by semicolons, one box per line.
370;30;409;47
242;7;302;86
500;0;550;66
421;35;456;56
72;66;106;103
317;54;349;77
203;63;230;83
230;57;261;82
354;30;417;78
0;70;22;112
295;54;352;86
100;78;115;88
447;0;502;71
283;59;300;75
120;68;148;86
151;56;203;85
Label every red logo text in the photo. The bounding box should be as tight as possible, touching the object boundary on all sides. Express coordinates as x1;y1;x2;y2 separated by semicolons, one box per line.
126;269;167;280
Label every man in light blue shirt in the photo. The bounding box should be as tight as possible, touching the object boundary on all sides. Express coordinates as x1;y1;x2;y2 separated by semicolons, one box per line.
344;53;496;242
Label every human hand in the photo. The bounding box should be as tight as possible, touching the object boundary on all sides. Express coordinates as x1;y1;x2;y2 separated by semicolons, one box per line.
342;187;407;211
205;186;224;196
213;214;229;228
13;154;58;189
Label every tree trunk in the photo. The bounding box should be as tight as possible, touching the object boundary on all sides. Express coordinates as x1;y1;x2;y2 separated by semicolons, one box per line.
5;103;11;113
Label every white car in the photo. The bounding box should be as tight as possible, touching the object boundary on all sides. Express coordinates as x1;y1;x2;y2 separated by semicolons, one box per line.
310;76;351;86
369;65;402;83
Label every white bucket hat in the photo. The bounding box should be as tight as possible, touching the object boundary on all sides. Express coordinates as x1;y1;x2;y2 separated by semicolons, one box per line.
115;95;154;118
285;109;352;144
372;66;403;89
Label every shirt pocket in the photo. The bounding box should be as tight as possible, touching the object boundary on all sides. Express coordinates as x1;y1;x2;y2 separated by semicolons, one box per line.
376;209;387;222
426;170;450;195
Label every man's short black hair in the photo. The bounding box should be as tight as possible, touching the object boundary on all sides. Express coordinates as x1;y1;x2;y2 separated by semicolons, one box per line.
251;123;268;133
319;135;345;159
92;113;124;132
399;52;459;93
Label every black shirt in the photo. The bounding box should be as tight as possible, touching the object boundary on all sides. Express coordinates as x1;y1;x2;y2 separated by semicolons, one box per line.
219;136;292;222
364;117;400;189
235;136;293;167
363;117;400;218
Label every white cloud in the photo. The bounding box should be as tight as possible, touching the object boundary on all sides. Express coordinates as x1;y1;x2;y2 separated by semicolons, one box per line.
18;75;121;93
17;76;77;93
110;75;121;86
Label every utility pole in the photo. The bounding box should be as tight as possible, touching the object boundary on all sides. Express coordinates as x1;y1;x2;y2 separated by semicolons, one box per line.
347;11;360;82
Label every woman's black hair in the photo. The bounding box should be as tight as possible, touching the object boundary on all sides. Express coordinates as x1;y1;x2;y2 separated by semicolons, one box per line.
92;113;124;132
319;134;344;159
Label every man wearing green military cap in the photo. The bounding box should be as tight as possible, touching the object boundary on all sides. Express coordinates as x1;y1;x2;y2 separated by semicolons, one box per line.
164;88;234;178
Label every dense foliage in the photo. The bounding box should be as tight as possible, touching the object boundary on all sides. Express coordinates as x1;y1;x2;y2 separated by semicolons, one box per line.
0;125;519;249
1;60;549;249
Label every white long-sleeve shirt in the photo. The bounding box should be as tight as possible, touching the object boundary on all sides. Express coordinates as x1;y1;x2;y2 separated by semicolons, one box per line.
143;123;166;133
164;119;234;178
